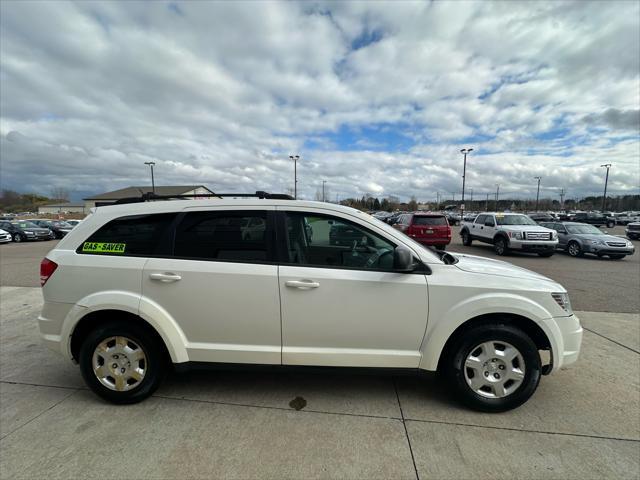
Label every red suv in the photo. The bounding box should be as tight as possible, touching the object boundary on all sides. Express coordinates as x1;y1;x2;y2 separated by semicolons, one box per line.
393;213;451;250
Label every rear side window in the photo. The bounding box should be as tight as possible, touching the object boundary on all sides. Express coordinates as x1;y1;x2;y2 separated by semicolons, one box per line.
412;216;447;226
174;211;270;263
79;213;176;256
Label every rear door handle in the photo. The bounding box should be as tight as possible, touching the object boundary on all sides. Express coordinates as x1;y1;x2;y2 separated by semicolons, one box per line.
285;280;320;289
149;272;182;282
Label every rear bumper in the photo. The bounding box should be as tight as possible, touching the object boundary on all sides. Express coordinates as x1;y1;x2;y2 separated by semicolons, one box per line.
37;301;77;359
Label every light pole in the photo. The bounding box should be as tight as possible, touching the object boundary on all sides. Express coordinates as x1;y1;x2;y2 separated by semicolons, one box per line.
460;148;473;219
534;176;541;212
322;180;326;202
289;155;300;199
495;184;500;211
600;164;611;212
144;161;156;193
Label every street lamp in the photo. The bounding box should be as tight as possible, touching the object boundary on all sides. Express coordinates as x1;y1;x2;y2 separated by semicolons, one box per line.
322;180;327;202
600;164;612;212
534;176;541;212
144;161;156;193
289;155;300;199
460;148;473;219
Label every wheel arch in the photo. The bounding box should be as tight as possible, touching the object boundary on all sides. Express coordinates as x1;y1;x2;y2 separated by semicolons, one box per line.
432;313;553;374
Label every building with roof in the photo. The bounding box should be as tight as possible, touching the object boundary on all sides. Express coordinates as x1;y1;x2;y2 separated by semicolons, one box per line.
38;202;86;215
83;185;214;210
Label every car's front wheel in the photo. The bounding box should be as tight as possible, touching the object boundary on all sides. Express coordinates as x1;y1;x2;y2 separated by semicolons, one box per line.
493;237;508;256
12;233;22;243
79;321;166;404
443;323;542;412
567;241;582;257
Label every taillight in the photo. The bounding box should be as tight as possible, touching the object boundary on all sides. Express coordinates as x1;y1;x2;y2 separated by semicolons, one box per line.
40;258;58;287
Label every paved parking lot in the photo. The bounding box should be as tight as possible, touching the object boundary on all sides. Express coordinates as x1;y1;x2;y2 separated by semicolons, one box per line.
1;228;639;479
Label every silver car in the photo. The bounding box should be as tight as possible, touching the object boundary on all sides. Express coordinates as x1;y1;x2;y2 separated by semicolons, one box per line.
541;222;635;259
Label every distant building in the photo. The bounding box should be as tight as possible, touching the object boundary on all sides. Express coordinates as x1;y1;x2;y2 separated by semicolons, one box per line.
38;202;86;215
83;185;214;210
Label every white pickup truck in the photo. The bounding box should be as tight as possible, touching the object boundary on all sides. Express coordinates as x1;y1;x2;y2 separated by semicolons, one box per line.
460;213;558;257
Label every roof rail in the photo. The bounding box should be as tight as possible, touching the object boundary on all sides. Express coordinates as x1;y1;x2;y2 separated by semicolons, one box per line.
112;190;293;205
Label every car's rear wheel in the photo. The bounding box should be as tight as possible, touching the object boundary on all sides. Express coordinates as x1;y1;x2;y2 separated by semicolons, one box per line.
567;241;582;257
461;231;472;246
443;324;541;412
493;237;508;255
79;321;165;404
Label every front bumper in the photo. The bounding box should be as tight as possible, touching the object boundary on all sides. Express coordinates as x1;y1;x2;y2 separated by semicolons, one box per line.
583;244;634;255
509;239;558;252
542;314;583;372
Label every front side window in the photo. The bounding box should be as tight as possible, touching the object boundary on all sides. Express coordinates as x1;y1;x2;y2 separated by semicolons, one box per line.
284;212;396;271
475;215;487;224
174;211;269;262
79;213;176;256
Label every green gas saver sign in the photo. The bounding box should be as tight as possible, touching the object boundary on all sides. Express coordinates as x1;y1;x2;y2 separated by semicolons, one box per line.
82;242;126;254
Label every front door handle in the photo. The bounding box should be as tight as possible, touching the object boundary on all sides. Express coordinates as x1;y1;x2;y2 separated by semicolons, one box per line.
285;280;320;289
149;272;182;282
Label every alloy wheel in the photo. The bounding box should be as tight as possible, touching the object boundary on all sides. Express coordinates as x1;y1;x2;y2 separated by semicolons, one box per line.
463;340;525;398
568;242;580;257
92;336;147;392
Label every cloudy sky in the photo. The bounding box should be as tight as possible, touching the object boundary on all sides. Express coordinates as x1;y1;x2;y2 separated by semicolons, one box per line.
1;1;639;203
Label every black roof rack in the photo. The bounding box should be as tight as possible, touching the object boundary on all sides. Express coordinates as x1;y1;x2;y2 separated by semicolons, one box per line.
113;190;293;205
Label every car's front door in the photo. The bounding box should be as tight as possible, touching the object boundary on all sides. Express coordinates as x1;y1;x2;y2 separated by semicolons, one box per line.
277;209;429;368
554;223;569;248
142;208;282;365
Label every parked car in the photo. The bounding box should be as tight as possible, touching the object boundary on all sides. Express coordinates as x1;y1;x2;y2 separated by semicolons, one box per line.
460;213;558;257
392;213;451;250
615;212;640;226
568;212;615;228
0;220;50;242
27;219;74;239
625;222;640;240
445;212;461;226
528;213;556;223
65;219;82;227
38;196;581;412
540;222;635;259
0;228;12;243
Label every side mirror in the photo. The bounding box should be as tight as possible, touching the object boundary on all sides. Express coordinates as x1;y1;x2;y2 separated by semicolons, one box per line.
393;246;415;272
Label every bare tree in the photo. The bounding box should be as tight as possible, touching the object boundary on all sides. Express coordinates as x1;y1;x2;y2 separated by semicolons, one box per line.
50;187;70;202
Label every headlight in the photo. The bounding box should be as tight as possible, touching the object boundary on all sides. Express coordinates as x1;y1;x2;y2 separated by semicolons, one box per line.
509;232;523;240
551;231;558;240
552;292;573;314
627;241;634;247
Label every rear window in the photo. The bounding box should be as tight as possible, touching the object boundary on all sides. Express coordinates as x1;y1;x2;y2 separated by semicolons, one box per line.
79;213;176;256
412;216;447;226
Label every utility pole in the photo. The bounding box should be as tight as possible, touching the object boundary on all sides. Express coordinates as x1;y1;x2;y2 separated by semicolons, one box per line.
144;161;156;193
495;184;500;211
559;188;565;211
460;148;473;220
534;176;541;212
470;188;473;203
289;155;300;199
485;193;489;211
436;192;441;209
322;180;326;202
600;164;612;213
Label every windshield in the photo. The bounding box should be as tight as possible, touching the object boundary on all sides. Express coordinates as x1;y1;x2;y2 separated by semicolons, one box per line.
566;224;603;235
495;215;537;226
12;221;39;228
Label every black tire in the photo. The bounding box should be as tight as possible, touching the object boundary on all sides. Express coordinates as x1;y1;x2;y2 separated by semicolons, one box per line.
538;251;554;257
566;241;582;257
493;236;508;256
442;323;541;412
461;230;472;246
608;254;625;260
79;321;166;404
12;233;22;243
607;221;615;228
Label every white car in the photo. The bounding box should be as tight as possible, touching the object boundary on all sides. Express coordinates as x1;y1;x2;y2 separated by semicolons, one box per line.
38;195;582;411
460;213;558;257
0;228;12;243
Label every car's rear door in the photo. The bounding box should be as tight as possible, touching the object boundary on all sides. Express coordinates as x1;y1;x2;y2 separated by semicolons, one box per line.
142;207;282;365
277;208;429;368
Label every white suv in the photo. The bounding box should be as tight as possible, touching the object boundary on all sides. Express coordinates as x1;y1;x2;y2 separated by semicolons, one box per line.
38;195;582;411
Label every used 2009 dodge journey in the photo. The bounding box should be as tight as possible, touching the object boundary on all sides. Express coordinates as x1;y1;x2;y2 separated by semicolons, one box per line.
38;192;582;412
